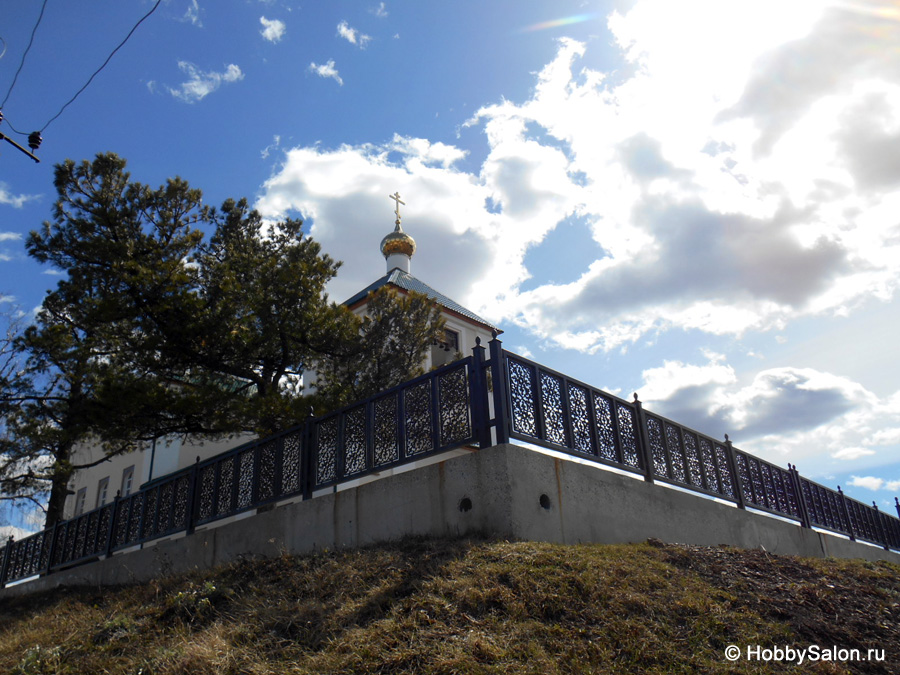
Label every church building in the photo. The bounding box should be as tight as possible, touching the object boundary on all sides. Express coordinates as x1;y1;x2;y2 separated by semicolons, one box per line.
343;192;498;370
61;194;499;520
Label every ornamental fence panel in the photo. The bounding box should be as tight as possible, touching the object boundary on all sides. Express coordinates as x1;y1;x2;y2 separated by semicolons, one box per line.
502;350;742;505
504;352;646;476
312;357;477;491
731;449;803;522
798;477;900;550
641;411;741;503
193;426;305;529
3;337;899;589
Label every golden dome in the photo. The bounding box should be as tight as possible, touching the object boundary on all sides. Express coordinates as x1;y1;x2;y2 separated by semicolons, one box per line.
380;222;416;258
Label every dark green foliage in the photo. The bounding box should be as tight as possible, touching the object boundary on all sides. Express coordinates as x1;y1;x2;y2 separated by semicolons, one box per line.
312;286;445;412
0;314;45;511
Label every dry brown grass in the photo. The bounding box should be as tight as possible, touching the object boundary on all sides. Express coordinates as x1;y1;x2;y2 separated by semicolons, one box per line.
0;537;897;674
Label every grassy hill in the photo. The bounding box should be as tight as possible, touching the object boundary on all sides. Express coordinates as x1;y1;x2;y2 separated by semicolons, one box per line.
1;537;898;674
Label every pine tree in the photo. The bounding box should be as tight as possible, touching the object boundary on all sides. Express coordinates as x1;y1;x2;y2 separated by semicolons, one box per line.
312;286;445;411
2;153;445;526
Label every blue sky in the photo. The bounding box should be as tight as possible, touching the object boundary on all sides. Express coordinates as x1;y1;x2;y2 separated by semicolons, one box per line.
2;0;900;526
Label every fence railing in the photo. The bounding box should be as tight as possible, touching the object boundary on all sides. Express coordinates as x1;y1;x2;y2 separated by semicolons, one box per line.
3;337;899;587
0;356;483;587
494;346;900;552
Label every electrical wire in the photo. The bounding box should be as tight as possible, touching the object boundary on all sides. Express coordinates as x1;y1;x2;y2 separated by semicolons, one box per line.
1;115;27;136
0;0;50;111
40;0;163;132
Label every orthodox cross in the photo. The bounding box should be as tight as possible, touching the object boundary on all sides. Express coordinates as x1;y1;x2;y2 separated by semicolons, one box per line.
389;191;405;223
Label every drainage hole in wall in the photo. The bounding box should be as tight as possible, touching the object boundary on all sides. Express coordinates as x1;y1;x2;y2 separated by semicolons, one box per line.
539;494;551;510
459;497;473;513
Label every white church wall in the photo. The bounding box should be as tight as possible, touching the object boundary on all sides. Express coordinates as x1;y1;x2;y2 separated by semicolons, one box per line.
147;436;181;481
64;441;149;520
63;433;255;521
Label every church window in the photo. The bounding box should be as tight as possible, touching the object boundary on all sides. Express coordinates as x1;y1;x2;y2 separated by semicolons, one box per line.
74;487;87;516
121;466;135;496
444;328;459;352
96;477;110;508
431;328;460;368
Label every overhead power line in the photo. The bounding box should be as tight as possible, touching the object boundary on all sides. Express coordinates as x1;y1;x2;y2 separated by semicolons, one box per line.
0;0;50;111
40;0;163;132
0;112;40;163
0;0;162;162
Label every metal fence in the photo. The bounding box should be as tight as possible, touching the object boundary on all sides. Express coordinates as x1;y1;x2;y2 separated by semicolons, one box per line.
0;355;484;586
496;347;900;552
2;337;899;587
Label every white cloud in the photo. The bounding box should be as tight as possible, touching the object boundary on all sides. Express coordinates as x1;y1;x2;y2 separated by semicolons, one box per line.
261;134;281;160
372;3;388;18
309;60;343;86
0;231;22;241
639;353;736;405
0;185;38;209
438;1;900;354
390;135;467;169
847;475;900;492
337;21;371;48
832;447;876;461
168;62;244;103
255;136;496;306
182;0;202;27
718;368;874;436
254;3;900;480
632;351;891;459
630;352;900;474
260;16;285;43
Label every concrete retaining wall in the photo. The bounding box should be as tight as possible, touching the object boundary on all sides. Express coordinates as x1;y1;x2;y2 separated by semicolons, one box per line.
3;443;898;598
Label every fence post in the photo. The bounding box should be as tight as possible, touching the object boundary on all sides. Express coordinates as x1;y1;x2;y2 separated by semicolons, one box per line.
185;457;201;536
104;493;120;557
470;337;491;448
302;408;315;501
723;435;745;510
1;535;13;588
632;394;654;484
873;502;890;551
837;486;856;541
488;333;510;445
789;464;811;528
251;439;262;506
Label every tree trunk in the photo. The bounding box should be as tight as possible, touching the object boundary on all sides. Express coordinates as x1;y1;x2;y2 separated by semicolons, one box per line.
44;462;75;529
